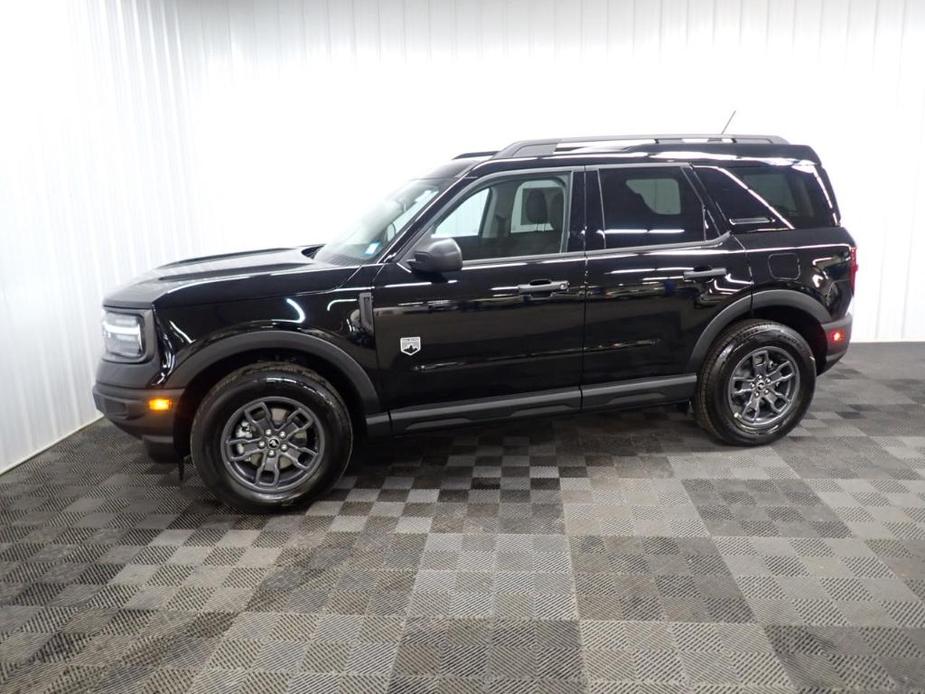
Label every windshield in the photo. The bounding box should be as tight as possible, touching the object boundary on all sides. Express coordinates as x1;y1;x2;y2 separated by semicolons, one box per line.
314;178;452;265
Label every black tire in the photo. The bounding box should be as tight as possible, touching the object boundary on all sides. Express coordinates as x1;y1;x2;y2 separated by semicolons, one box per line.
694;319;815;446
190;362;353;512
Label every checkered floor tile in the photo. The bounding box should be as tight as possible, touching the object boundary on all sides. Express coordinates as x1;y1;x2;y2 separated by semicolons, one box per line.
1;343;924;693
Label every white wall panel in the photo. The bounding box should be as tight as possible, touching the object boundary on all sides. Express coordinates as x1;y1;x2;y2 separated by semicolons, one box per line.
1;0;924;470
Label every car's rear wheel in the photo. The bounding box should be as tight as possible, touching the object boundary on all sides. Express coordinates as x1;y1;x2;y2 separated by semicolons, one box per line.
191;362;352;512
694;319;815;446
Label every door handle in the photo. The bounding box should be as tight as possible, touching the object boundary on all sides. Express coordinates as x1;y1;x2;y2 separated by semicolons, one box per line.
517;280;570;294
683;267;727;280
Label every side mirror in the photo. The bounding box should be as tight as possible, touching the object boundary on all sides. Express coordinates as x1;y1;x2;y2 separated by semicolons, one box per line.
408;237;463;274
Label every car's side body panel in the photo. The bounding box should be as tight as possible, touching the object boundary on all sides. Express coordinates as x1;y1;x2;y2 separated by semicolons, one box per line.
371;256;588;412
734;226;855;322
583;234;754;383
581;164;756;386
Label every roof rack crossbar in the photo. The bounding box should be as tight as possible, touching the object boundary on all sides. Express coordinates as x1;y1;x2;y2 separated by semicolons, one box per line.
492;134;789;159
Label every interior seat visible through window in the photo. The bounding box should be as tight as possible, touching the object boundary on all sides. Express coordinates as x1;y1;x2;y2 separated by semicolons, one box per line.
429;174;570;261
597;167;706;249
501;189;562;257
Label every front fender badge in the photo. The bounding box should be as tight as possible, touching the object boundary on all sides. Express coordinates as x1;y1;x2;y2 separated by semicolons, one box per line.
400;337;421;355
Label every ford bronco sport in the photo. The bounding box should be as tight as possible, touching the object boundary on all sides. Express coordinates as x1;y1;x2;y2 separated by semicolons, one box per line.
94;134;856;511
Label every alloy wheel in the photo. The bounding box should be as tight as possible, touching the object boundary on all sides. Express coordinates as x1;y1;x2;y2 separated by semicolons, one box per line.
726;346;800;430
220;396;325;492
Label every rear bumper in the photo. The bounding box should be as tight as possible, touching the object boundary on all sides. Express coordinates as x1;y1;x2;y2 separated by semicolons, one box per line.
821;314;852;371
92;382;184;448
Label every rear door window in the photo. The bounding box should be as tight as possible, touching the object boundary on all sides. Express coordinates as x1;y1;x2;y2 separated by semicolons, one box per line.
596;167;706;249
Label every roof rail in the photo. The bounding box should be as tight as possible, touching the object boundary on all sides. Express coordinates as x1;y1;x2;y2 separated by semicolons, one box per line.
492;134;789;159
453;150;498;160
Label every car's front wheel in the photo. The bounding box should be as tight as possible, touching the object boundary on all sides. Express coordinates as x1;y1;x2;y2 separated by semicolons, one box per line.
191;362;352;512
694;319;816;446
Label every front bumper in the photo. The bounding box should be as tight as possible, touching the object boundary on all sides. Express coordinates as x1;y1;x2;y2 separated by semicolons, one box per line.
93;382;184;448
821;313;852;371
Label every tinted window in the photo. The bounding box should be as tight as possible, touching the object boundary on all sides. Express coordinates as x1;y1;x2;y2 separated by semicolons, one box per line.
626;177;681;214
694;166;788;232
423;175;569;261
597;168;705;249
697;164;836;231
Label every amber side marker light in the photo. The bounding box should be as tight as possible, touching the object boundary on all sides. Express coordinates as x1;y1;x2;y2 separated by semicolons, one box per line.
148;398;173;412
830;330;844;343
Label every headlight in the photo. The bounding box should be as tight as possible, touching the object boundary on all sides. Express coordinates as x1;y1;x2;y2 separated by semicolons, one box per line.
102;311;145;360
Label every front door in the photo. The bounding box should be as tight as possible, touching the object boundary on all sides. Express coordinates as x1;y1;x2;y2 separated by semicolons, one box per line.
373;169;587;430
582;164;754;397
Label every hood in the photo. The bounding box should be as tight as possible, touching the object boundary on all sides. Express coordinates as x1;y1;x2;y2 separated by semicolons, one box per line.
104;245;359;308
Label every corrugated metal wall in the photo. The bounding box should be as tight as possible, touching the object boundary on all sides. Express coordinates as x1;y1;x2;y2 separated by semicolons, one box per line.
1;0;924;471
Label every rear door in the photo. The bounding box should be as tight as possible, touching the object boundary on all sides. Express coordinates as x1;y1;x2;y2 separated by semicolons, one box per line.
372;168;587;429
582;164;753;401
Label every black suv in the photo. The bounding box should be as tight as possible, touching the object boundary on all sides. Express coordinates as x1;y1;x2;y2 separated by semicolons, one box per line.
94;134;856;511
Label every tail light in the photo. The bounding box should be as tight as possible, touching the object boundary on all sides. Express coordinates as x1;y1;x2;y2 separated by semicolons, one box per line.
849;246;858;291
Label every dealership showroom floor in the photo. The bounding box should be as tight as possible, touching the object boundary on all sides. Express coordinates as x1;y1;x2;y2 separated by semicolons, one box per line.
0;343;923;694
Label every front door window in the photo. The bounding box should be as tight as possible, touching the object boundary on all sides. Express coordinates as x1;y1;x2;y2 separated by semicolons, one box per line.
420;174;572;261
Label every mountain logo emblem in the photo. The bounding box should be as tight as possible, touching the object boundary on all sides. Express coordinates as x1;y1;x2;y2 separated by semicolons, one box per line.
400;337;421;355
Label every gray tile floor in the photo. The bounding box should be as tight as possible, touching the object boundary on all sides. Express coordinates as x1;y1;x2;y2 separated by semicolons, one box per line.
1;343;924;693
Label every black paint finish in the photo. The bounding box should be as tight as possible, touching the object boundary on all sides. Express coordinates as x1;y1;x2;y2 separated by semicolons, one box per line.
372;255;588;410
93;136;856;455
583;231;754;382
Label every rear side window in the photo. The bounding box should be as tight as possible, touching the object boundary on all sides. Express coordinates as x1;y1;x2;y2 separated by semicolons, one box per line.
695;164;837;231
597;167;705;249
